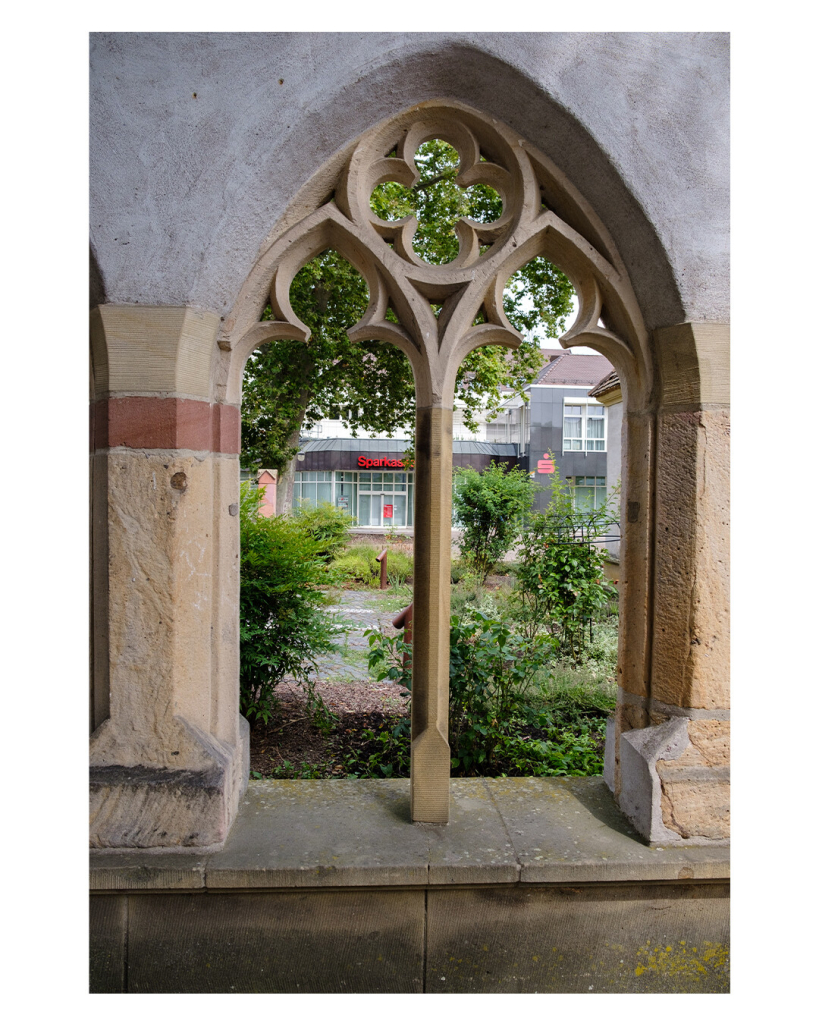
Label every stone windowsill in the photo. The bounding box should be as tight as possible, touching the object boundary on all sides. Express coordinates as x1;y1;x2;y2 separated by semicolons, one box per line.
89;777;729;892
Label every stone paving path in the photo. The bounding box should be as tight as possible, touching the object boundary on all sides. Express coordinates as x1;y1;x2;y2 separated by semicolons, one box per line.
310;588;411;684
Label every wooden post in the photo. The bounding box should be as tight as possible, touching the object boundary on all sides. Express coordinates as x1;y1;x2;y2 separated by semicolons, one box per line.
376;548;388;590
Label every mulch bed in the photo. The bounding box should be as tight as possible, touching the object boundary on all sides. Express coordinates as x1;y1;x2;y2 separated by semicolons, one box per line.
249;707;404;777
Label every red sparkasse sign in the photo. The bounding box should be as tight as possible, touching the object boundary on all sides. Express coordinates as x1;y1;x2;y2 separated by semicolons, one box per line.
537;453;555;474
358;456;405;469
383;504;393;519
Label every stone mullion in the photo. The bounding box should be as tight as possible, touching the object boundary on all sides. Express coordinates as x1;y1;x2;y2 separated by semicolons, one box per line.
410;405;453;824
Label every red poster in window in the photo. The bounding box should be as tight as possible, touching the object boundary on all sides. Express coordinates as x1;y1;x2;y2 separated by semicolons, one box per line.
537;454;555;474
383;504;393;519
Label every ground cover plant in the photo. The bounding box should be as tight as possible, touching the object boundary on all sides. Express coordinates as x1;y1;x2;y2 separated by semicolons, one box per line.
333;543;413;588
362;599;616;779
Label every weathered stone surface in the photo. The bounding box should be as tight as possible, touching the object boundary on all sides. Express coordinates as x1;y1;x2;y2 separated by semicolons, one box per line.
90;35;728;328
126;890;425;993
91;397;240;454
90;761;232;849
89;39;730;854
89;895;126;993
90;850;207;891
668;720;730;768
426;884;729;993
90;780;729;992
656;721;730;839
619;719;729;844
205;779;430;888
619;719;689;843
485;775;725;882
651;406;730;709
89;303;248;848
426;780;518;884
411;406;453;823
90;304;218;399
603;716;616;791
658;769;730;840
654;321;730;409
91;779;730;889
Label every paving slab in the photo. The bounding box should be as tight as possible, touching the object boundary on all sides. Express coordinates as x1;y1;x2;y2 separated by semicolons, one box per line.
424;779;518;885
89;849;207;890
484;776;729;883
90;778;729;891
205;779;430;887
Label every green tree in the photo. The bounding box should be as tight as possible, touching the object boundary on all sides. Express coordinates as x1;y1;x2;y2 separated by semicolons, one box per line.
452;462;539;583
241;139;575;508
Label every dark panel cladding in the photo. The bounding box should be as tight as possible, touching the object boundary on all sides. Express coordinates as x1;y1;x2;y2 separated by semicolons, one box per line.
298;450;518;473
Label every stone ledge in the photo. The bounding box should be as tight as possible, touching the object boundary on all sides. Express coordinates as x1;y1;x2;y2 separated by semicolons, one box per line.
90;778;729;892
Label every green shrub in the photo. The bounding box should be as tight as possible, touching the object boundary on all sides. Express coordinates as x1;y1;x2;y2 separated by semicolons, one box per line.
448;611;556;772
453;463;539;583
290;500;352;561
512;463;617;662
450;558;468;584
239;483;345;724
366;609;556;774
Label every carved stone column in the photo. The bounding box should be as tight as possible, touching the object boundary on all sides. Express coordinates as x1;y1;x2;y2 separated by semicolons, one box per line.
90;305;248;848
610;322;730;843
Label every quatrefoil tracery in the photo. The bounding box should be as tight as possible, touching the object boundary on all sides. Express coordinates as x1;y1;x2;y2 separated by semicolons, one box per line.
365;138;511;271
222;102;651;409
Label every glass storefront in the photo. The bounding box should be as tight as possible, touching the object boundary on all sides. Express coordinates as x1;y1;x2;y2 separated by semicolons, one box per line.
294;470;415;528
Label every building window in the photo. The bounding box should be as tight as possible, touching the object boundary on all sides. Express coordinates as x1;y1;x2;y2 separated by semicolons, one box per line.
293;470;333;507
567;476;607;510
486;407;522;444
294;470;414;528
563;400;606;451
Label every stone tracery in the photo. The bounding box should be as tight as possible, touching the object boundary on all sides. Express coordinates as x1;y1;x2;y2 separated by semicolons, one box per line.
218;100;655;823
220;101;651;412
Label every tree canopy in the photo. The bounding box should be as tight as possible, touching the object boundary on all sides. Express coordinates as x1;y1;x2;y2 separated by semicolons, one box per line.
241;139;575;481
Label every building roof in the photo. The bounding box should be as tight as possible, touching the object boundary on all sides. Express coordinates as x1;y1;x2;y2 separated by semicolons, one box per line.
532;352;614;387
588;368;621;399
494;346;570;393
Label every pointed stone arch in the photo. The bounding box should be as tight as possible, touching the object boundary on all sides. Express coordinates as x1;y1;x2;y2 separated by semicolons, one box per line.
216;100;662;824
90;78;727;847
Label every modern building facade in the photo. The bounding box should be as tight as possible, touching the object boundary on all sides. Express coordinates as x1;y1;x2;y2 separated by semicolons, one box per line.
277;349;614;528
502;351;614;513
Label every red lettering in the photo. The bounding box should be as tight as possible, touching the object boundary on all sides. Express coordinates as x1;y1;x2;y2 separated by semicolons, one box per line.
357;455;406;469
